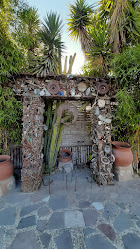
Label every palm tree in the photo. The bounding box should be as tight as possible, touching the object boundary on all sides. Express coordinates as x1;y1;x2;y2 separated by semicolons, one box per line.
101;0;140;52
33;12;64;75
68;0;94;54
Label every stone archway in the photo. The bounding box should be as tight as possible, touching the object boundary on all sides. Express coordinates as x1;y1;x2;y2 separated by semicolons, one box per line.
12;74;113;192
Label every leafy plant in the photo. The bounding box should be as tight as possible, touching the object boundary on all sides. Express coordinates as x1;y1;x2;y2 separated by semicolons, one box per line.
112;88;140;151
32;12;65;76
112;44;140;87
68;0;94;54
0;86;22;154
85;22;111;76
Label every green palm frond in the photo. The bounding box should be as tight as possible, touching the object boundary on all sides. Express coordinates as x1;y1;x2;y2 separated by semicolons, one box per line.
39;12;65;52
67;0;94;53
98;0;114;19
126;3;140;37
31;50;59;76
86;23;111;76
33;12;65;75
109;0;128;52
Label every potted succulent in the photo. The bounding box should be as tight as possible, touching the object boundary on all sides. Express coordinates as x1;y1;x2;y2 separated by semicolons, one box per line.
0;86;22;180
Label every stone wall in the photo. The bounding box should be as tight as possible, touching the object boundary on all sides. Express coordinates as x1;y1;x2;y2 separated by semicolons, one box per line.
21;95;44;192
11;74;113;191
91;96;114;185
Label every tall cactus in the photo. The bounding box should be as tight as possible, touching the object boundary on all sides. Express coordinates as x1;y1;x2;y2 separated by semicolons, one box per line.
63;53;76;75
67;53;76;74
63;56;67;75
44;100;89;173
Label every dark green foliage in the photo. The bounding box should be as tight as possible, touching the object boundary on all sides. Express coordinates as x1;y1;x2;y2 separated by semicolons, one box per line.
68;0;93;40
112;87;140;150
0;86;22;154
68;0;94;53
85;22;111;76
112;44;140;86
32;51;59;76
32;12;64;75
0;35;25;84
13;6;40;56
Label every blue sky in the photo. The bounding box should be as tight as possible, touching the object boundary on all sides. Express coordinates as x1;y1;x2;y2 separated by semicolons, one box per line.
27;0;97;74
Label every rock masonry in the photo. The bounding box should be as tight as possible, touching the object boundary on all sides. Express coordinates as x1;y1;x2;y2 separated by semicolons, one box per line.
11;74;114;191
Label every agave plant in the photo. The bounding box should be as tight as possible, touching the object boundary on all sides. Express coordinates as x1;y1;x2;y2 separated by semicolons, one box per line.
68;0;94;54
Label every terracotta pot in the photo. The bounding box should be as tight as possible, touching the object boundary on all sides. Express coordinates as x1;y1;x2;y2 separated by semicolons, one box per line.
0;155;13;180
112;141;133;167
59;149;72;163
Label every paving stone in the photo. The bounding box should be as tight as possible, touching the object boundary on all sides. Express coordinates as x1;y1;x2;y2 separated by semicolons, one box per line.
84;228;97;237
136;220;140;229
17;215;36;229
65;210;85;228
38;206;50;217
37;220;46;232
98;223;116;241
54;230;73;249
110;192;119;200
103;203;118;221
83;209;98;227
2;191;24;204
128;213;139;220
0;207;16;226
0;200;5;210
9;230;41;249
122;233;140;249
97;194;107;202
49;195;68;210
47;212;64;230
85;234;116;249
117;192;134;205
0;228;4;249
6;229;15;242
91;202;104;211
42;196;50;202
20;203;41;217
115;202;126;210
40;232;51;248
129;204;140;218
29;194;43;203
78;200;90;208
113;211;133;232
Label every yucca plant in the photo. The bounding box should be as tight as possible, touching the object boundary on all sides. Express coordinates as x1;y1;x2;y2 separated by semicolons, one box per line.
68;0;94;54
87;23;111;76
109;0;140;52
33;12;65;75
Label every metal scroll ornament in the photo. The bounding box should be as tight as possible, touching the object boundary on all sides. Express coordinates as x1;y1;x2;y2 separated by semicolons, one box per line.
97;83;109;95
47;81;60;95
57;103;78;124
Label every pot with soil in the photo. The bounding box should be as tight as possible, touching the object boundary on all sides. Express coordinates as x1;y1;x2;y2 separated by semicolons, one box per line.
112;141;133;167
0;155;14;181
59;149;72;163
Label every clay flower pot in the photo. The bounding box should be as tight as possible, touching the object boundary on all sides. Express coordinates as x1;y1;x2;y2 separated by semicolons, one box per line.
112;141;133;167
59;149;72;163
0;155;13;180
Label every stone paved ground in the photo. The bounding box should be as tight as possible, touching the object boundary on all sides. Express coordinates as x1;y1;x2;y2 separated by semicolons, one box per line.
0;168;140;249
